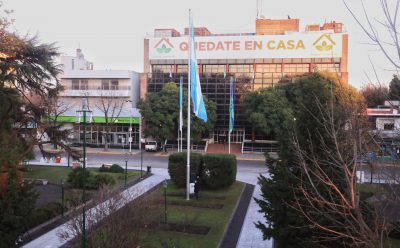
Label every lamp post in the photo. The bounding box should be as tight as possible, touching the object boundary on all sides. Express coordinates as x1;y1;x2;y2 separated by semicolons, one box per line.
125;100;133;154
140;117;143;179
76;98;92;248
163;179;168;224
61;179;65;217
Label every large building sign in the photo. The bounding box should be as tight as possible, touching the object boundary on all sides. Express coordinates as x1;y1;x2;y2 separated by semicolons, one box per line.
149;33;343;60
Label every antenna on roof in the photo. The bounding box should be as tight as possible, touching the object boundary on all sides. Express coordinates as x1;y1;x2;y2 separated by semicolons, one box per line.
256;0;264;19
256;0;259;19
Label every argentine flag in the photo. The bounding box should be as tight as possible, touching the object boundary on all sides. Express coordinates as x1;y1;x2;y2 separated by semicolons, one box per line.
189;15;208;122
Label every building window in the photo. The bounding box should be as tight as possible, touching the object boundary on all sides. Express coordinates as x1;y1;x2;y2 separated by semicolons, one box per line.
102;80;109;90
111;80;119;90
80;80;88;90
72;79;79;90
384;123;395;130
314;63;340;73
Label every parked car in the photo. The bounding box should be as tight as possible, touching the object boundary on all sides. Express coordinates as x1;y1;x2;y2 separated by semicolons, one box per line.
145;141;161;152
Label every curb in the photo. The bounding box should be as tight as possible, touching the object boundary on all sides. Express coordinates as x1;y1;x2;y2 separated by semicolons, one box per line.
236;157;264;162
87;151;136;155
217;182;246;248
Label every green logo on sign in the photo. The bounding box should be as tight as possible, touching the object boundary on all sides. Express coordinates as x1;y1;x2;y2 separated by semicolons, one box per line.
157;44;171;53
154;38;174;54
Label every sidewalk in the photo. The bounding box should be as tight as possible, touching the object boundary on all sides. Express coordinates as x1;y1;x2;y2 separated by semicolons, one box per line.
23;172;167;248
37;145;265;161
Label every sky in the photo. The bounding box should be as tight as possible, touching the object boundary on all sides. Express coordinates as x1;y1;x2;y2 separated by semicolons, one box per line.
2;0;398;88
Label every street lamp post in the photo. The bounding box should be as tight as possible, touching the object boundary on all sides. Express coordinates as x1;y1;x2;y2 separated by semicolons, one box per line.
163;179;168;224
140;117;143;179
125;100;133;154
120;136;128;187
76;98;92;248
61;179;65;217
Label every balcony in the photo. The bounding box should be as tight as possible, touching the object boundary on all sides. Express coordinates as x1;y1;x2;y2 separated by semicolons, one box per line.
60;85;131;97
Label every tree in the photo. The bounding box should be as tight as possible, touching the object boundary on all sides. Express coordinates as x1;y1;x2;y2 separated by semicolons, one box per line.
344;0;400;70
361;83;389;107
138;82;216;149
243;87;294;150
253;73;386;247
95;92;126;151
0;170;37;248
44;84;73;149
389;75;400;100
0;5;75;245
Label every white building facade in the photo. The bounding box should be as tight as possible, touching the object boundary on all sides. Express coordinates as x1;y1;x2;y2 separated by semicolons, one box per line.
56;49;141;149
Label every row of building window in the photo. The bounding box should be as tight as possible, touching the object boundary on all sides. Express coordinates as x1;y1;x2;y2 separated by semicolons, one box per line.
153;63;340;75
71;79;120;90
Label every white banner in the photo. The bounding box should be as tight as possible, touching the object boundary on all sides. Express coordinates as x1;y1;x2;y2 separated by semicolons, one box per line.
149;33;343;60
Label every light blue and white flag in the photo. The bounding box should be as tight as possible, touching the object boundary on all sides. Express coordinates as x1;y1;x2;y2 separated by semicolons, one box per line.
189;14;208;122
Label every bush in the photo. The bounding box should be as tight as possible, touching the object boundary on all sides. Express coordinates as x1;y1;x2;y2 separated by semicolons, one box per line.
201;154;236;189
87;174;116;190
28;202;61;229
99;164;124;173
67;167;92;189
168;152;202;188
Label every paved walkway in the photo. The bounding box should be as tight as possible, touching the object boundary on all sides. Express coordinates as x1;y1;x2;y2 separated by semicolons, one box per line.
23;164;272;248
236;173;273;248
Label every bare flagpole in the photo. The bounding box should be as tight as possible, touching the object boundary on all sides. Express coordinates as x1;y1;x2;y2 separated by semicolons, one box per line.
186;9;191;201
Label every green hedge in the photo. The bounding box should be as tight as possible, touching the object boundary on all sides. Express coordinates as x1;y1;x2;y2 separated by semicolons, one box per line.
201;154;236;189
168;153;202;188
67;168;115;190
99;164;124;173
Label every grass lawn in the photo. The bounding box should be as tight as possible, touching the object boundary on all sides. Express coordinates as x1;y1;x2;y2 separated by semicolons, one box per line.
139;181;245;248
24;165;140;187
22;165;141;233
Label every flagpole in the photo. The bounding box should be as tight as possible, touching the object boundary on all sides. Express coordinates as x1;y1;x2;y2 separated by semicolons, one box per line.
228;77;231;154
179;76;183;152
229;76;234;154
186;9;191;201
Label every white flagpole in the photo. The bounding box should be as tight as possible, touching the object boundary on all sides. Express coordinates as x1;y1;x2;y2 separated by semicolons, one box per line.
229;131;231;154
186;9;191;201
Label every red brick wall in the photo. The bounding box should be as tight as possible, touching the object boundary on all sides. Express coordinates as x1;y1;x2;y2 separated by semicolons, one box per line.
256;19;299;35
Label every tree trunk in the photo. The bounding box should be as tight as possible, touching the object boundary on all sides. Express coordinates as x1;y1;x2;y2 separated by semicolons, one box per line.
104;130;109;151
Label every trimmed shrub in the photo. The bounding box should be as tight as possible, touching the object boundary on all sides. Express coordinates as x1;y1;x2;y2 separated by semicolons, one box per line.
168;152;202;188
67;167;92;189
99;164;124;173
87;174;116;190
201;154;236;189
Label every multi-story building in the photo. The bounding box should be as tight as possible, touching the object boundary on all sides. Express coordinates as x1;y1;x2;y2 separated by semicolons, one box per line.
141;18;348;145
56;49;141;148
367;101;400;140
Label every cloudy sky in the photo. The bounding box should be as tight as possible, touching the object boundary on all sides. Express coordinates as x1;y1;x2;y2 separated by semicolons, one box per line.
3;0;398;88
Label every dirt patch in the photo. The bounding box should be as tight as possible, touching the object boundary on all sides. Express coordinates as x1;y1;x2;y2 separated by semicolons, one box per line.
167;192;226;200
168;200;224;209
161;223;210;235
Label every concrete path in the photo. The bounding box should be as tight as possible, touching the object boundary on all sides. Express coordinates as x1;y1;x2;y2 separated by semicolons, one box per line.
236;173;273;248
23;172;167;248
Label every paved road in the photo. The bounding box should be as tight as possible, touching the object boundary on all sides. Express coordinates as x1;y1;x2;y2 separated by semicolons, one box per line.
33;149;266;172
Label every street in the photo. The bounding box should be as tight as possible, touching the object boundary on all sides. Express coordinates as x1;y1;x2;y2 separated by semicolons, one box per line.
32;149;267;174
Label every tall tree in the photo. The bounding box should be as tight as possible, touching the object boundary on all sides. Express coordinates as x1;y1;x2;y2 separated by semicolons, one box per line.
95;92;126;151
0;5;73;245
138;82;216;149
389;75;400;100
361;83;389;107
252;73;383;247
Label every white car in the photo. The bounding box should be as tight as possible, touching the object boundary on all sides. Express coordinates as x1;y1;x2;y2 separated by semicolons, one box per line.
145;141;161;152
